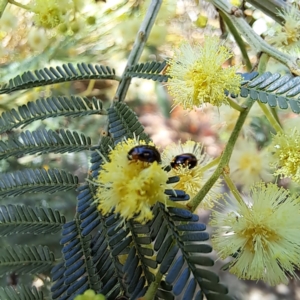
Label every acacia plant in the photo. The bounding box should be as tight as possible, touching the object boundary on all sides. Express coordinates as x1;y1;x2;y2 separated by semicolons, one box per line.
2;0;300;299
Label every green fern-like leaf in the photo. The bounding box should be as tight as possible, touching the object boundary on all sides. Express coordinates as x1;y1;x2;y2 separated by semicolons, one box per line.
90;136;114;178
124;61;169;82
240;72;300;113
0;285;43;300
152;203;233;300
0;96;106;134
51;185;103;299
0;169;78;197
108;102;150;144
0;63;117;94
0;245;55;276
0;129;92;160
0;204;65;236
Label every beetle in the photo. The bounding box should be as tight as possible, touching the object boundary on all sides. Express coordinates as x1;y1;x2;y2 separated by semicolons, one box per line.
127;145;161;163
171;153;197;169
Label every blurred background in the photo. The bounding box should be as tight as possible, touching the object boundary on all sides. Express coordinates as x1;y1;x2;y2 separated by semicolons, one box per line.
0;0;299;299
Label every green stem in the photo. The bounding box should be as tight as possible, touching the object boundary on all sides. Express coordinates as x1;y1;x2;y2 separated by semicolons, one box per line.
257;53;270;74
211;0;300;75
114;0;163;103
222;171;244;205
256;53;283;132
246;0;297;24
270;107;281;126
258;102;283;133
0;0;8;18
227;97;245;112
8;0;31;10
218;9;252;71
165;199;187;209
143;271;163;300
188;98;254;212
78;80;95;97
199;156;221;173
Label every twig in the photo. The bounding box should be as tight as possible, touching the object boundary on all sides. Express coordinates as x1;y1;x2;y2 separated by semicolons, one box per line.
211;0;300;75
246;0;300;24
8;0;31;10
0;0;8;18
218;9;252;71
114;0;163;103
188;98;254;212
222;170;244;205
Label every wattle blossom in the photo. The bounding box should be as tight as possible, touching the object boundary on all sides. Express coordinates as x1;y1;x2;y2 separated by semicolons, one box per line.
74;289;105;300
162;140;222;209
211;183;300;286
94;138;169;224
229;138;273;191
270;127;300;183
166;36;242;110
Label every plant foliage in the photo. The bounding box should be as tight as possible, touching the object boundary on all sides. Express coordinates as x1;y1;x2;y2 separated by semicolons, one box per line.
2;58;300;299
0;96;106;134
0;285;43;300
3;2;300;300
0;63;116;94
240;71;300;113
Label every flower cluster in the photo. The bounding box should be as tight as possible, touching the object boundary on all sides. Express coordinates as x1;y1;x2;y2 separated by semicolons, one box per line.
267;4;300;50
230;138;273;191
166;36;242;110
270;127;300;183
33;0;64;29
74;289;105;300
32;0;95;34
94;138;169;224
162;140;221;209
211;183;300;285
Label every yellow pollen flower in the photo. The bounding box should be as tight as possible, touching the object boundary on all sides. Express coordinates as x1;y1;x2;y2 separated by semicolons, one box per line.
230;139;273;191
270;128;300;183
230;0;242;6
94;138;169;224
210;183;300;286
33;0;64;29
28;28;49;51
166;36;242;110
267;4;300;49
74;289;105;300
0;10;18;31
194;15;208;28
162;140;222;209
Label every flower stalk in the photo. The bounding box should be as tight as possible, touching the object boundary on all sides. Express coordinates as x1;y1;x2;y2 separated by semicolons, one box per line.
258;102;283;133
227;97;245;112
143;271;164;300
0;0;8;18
222;170;244;205
198;156;221;173
188;98;254;212
8;0;30;10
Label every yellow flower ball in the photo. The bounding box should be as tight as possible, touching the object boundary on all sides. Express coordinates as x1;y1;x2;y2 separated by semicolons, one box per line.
74;289;105;300
94;138;169;224
211;183;300;286
166;36;242;110
194;15;208;28
33;0;65;29
162;140;222;209
230;138;273;191
270;127;300;183
267;4;300;49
